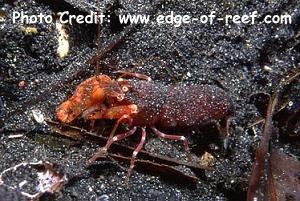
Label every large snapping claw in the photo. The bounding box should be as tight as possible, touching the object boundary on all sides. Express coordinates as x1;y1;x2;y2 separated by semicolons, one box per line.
56;75;120;123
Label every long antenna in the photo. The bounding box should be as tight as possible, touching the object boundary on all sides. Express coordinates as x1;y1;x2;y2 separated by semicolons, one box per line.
95;0;101;76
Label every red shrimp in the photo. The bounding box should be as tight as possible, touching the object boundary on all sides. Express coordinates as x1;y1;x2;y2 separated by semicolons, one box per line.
56;73;233;182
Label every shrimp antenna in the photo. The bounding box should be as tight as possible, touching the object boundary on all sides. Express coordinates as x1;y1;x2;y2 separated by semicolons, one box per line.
95;0;101;76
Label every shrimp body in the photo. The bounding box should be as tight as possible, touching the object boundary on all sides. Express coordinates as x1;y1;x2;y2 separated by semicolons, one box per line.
122;80;232;128
56;74;233;182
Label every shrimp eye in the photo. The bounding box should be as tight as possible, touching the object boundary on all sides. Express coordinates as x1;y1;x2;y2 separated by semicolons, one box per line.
122;86;128;92
117;94;124;101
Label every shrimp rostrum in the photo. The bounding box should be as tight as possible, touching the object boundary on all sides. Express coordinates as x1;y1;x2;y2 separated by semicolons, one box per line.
56;72;233;182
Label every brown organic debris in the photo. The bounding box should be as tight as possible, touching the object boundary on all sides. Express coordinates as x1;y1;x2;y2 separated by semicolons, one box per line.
247;69;300;201
46;119;207;182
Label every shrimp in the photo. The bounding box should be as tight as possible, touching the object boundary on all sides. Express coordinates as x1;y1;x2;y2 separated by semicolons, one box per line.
56;73;233;182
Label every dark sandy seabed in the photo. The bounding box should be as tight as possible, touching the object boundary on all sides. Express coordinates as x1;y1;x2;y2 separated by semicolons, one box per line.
0;0;299;200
